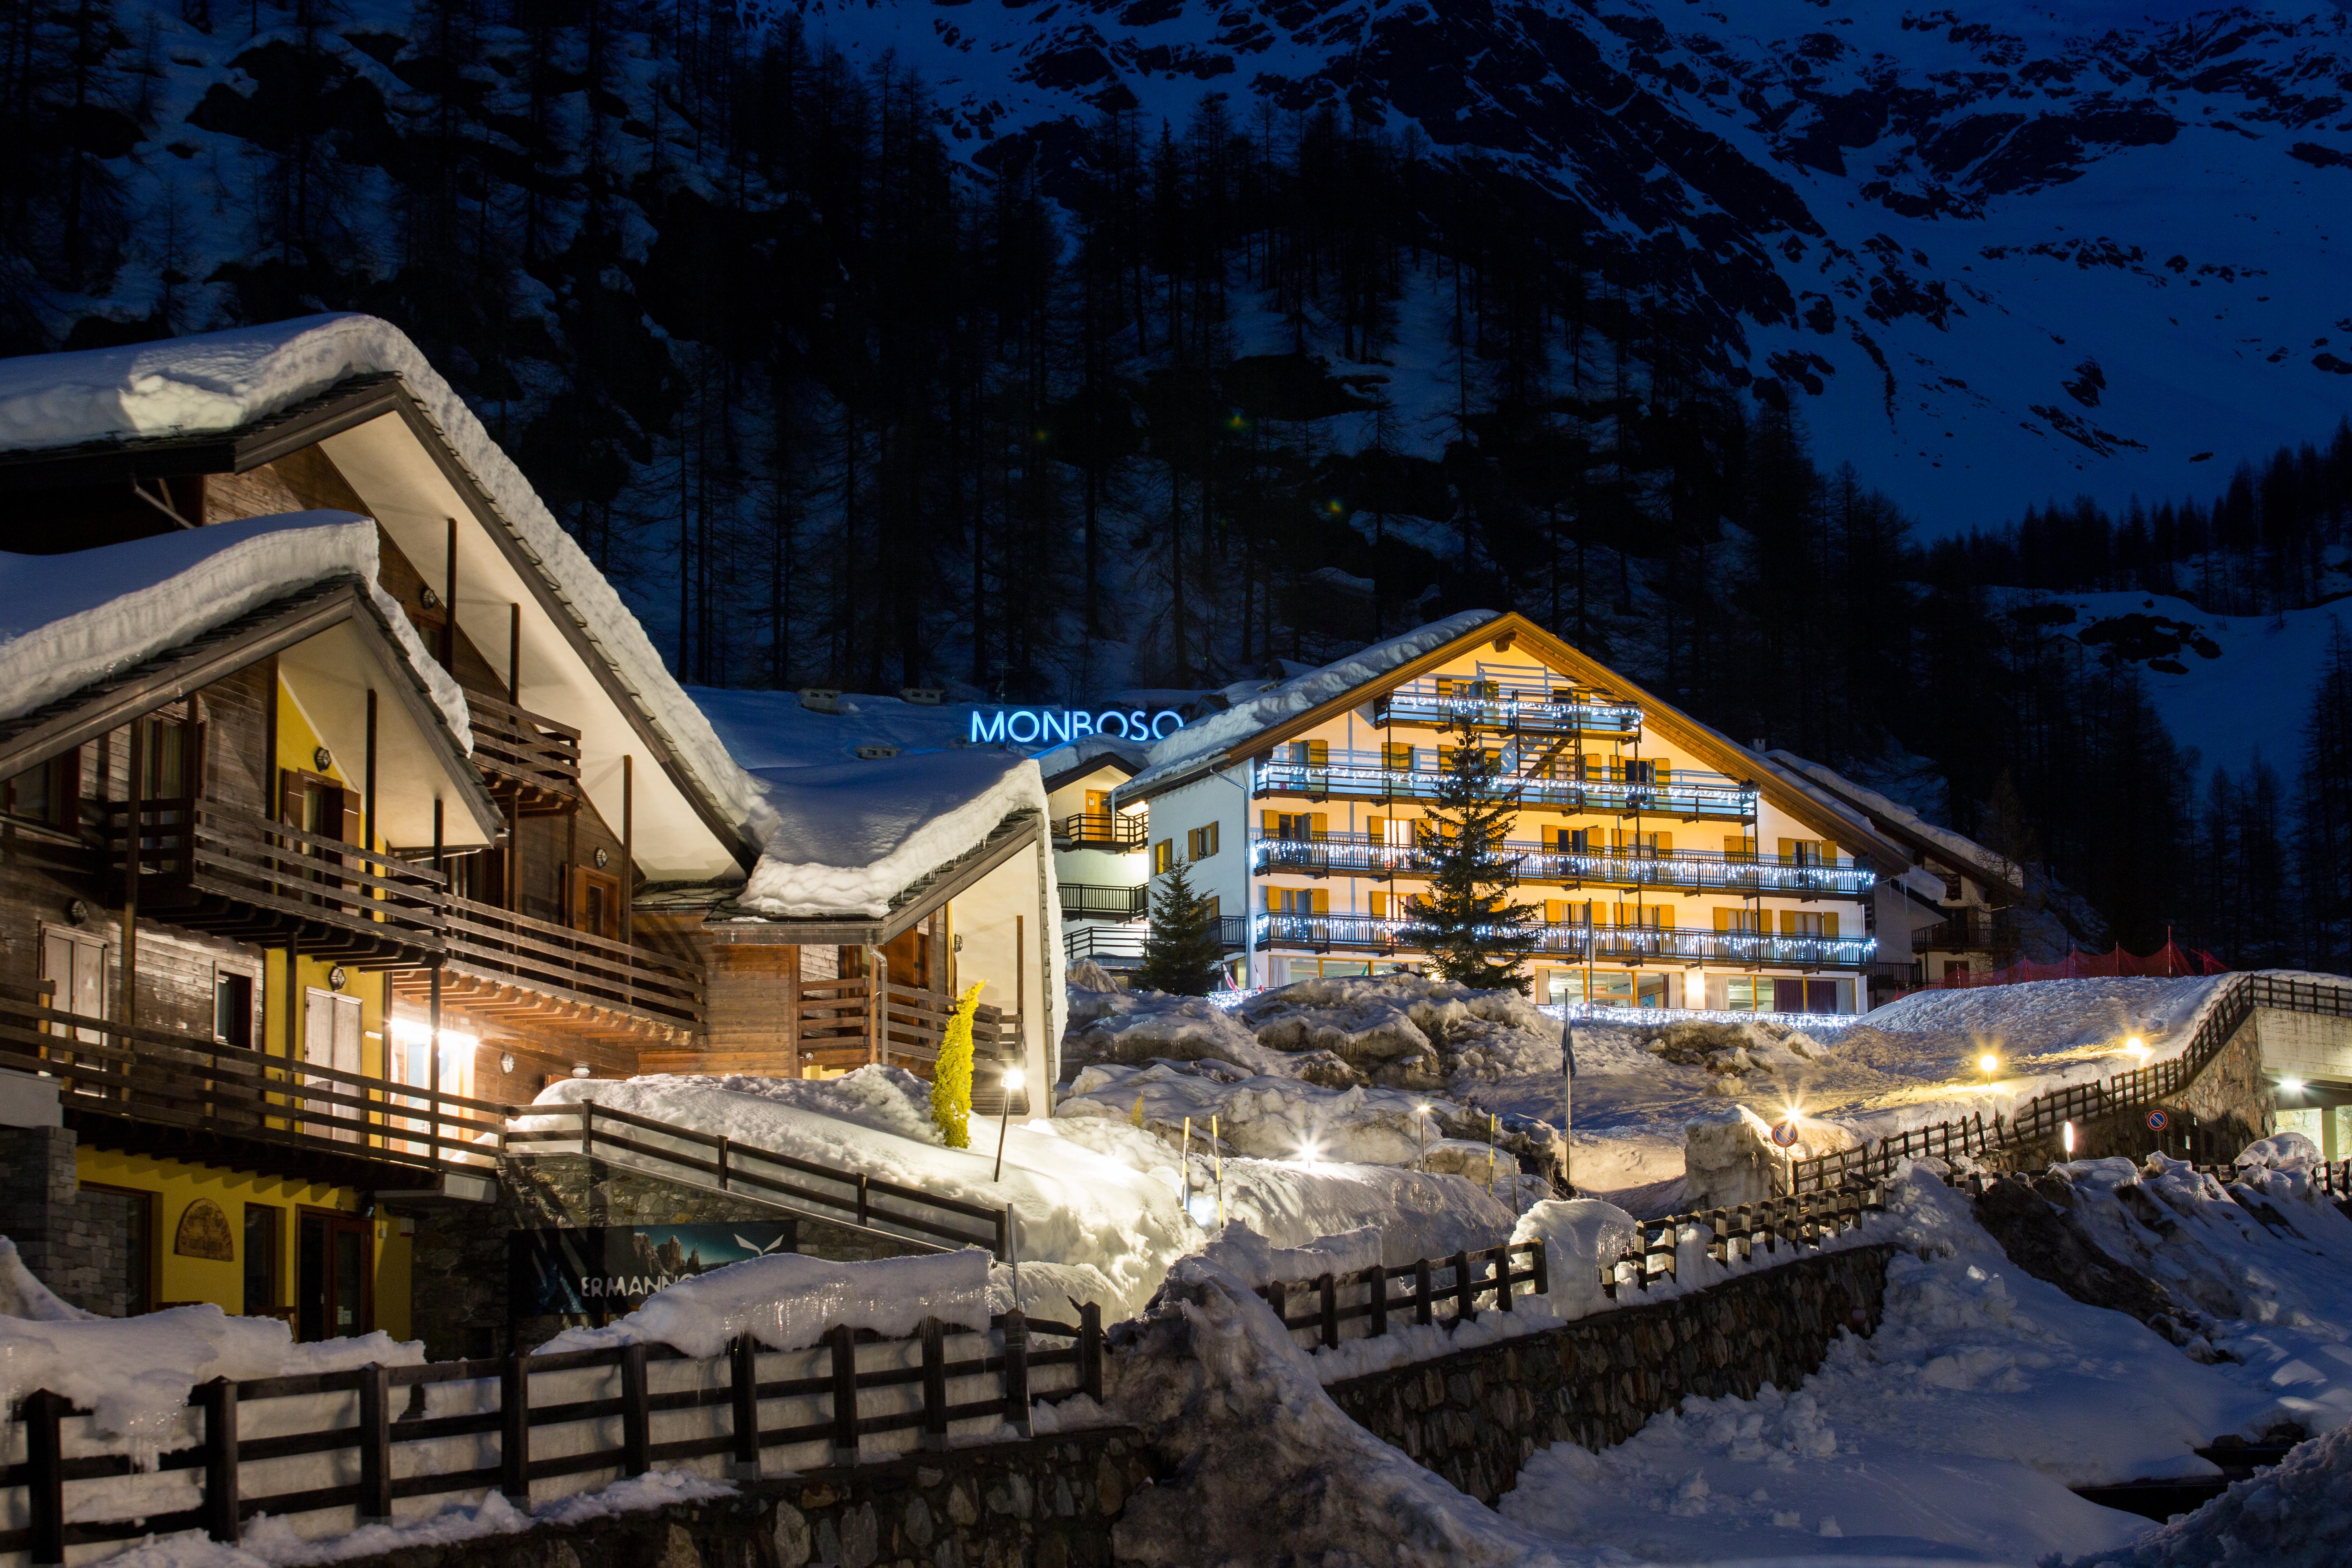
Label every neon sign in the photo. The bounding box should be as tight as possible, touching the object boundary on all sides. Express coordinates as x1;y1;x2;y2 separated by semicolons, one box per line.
969;708;1185;745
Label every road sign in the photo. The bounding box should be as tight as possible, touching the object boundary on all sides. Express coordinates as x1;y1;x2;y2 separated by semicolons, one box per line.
2146;1109;2170;1133
1771;1120;1800;1148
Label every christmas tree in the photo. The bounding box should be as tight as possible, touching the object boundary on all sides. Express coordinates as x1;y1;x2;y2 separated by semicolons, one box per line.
1135;860;1227;995
1398;727;1539;991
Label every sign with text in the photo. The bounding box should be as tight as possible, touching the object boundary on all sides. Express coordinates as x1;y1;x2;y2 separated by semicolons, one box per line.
510;1221;797;1318
969;707;1185;746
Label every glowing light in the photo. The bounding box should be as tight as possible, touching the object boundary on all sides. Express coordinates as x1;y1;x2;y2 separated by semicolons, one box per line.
1295;1137;1326;1166
389;1017;481;1053
2125;1037;2150;1060
1001;1067;1027;1093
1185;1192;1219;1228
2062;1120;2076;1154
1416;1104;1432;1116
2281;1078;2305;1096
1978;1053;2000;1076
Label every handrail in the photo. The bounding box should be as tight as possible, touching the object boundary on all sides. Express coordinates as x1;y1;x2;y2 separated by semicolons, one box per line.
1253;912;1876;969
1059;882;1150;918
507;1100;1010;1257
1056;812;1146;848
1254;754;1756;820
1374;680;1642;737
1254;834;1871;895
441;892;702;1026
1784;973;2352;1194
1257;1241;1546;1353
462;688;584;798
0;1308;1104;1560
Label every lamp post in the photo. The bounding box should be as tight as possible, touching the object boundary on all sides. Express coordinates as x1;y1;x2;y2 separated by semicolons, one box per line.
993;1066;1027;1183
1561;1015;1578;1195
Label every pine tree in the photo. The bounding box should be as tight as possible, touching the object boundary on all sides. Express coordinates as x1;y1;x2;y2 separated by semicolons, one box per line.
1398;727;1539;991
929;982;984;1149
1135;860;1225;995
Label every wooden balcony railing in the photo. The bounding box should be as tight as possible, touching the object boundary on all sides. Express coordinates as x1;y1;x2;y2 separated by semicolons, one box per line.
1056;812;1146;850
464;688;582;811
112;800;445;965
441;893;702;1028
0;994;510;1180
1059;881;1149;919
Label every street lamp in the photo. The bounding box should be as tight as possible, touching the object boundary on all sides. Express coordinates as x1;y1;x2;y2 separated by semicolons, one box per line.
1416;1104;1432;1172
1978;1052;1999;1085
992;1066;1027;1183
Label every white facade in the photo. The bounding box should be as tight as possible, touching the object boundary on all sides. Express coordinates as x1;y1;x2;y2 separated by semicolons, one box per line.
1119;619;1895;1014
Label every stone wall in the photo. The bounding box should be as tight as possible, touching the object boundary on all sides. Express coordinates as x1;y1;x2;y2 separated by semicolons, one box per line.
405;1155;934;1359
216;1429;1147;1568
1986;1014;2273;1173
1325;1245;1893;1504
0;1125;149;1316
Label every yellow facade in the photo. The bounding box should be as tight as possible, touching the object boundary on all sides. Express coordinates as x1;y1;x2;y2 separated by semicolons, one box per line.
72;1145;412;1339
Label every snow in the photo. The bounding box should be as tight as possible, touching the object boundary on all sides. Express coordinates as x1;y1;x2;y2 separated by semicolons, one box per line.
537;1248;992;1356
0;511;468;747
518;1071;1523;1323
1119;610;1500;796
690;683;1166;773
1769;749;2016;889
735;749;1046;918
2064;1420;2352;1568
0;316;765;836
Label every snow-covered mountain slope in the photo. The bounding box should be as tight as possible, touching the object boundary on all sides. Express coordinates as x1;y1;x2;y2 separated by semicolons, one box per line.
767;0;2352;530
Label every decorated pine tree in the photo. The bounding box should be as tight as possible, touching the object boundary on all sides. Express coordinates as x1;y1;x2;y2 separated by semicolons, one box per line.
1135;860;1225;995
1398;728;1539;991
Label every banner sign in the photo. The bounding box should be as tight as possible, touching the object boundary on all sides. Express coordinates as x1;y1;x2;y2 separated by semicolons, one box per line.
510;1221;797;1318
969;708;1185;746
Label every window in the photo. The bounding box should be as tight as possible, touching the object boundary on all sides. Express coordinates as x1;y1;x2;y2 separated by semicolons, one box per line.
1552;827;1597;855
1723;835;1757;862
1724;976;1767;1011
1620;904;1670;931
1187;823;1220;860
1615;830;1669;855
244;1204;284;1317
1264;887;1325;913
1152;839;1175;875
214;969;254;1049
1200;896;1219;920
1286;739;1330;766
1265;812;1324;842
1715;907;1765;935
1621;758;1658;786
4;751;80;830
1782;911;1831;938
1380;817;1416;847
40;927;105;1040
1381;742;1416;772
1779;838;1829;867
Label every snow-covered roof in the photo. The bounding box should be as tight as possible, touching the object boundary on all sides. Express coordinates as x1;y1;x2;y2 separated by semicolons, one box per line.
737;750;1048;918
1036;733;1147;790
0;510;468;746
1121;610;1500;797
1768;751;2019;894
0;315;765;847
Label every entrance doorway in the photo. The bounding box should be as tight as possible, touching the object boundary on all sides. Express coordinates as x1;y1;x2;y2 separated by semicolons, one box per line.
297;1209;372;1341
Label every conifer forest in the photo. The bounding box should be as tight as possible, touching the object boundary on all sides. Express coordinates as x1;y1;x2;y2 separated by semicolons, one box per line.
6;0;2352;972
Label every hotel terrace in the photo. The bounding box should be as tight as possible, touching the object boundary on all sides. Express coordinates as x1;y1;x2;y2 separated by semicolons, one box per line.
1113;612;1917;1014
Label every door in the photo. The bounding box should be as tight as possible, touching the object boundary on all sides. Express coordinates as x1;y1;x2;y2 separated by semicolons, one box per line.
303;988;363;1141
297;1209;372;1342
571;866;622;941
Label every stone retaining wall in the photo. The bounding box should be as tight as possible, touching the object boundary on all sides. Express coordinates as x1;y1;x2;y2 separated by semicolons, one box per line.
250;1428;1148;1568
1325;1244;1894;1504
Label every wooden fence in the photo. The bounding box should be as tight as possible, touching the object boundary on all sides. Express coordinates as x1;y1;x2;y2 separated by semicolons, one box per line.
0;1308;1102;1566
1601;1186;1887;1297
503;1099;1012;1258
1257;1242;1545;1353
1786;973;2352;1195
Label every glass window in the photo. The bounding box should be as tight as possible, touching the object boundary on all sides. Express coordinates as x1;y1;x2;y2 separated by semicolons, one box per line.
244;1204;282;1316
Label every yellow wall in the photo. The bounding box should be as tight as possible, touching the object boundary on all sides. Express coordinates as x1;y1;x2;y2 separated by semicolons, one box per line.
73;1145;413;1340
271;673;390;1078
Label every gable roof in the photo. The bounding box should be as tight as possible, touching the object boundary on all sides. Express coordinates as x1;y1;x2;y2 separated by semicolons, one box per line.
0;316;768;875
1767;751;2027;904
1116;610;1911;870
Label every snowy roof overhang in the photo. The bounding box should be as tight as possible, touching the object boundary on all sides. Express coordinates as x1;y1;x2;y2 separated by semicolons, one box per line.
1113;609;1911;871
0;513;502;842
0;316;768;882
717;751;1054;937
1766;751;2027;907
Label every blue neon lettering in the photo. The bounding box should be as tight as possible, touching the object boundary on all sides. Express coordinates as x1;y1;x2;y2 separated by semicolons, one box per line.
1098;710;1130;738
1007;710;1041;744
1071;710;1096;739
1042;710;1071;744
1151;709;1184;738
970;712;1008;744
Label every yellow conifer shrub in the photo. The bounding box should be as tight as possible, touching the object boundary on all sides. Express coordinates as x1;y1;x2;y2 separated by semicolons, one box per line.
931;982;987;1149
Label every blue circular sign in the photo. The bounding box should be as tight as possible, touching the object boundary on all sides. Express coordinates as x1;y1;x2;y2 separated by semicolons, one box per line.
1771;1120;1800;1148
2146;1109;2170;1133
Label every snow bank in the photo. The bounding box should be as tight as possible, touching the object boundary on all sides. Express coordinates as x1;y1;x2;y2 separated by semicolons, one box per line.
0;511;467;745
0;1236;91;1321
519;1074;1520;1323
2065;1420;2352;1567
1120;610;1499;794
539;1249;992;1356
0;316;765;835
572;1063;945;1145
1193;1223;1384;1291
1063;987;1295;1074
737;750;1046;918
1510;1198;1639;1322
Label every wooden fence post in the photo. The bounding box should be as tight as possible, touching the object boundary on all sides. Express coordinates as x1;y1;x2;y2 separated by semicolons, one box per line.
619;1343;651;1476
1001;1310;1032;1438
1078;1302;1104;1402
358;1364;392;1522
1531;1240;1549;1298
1318;1274;1339;1349
199;1377;239;1546
1451;1250;1474;1323
578;1100;595;1163
828;1325;860;1466
1365;1265;1388;1339
728;1331;761;1479
920;1319;949;1451
1492;1246;1514;1312
1414;1259;1434;1325
856;1173;870;1228
25;1388;65;1566
500;1352;531;1503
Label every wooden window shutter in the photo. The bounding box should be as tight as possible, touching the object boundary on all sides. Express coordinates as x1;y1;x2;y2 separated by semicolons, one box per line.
1310;812;1327;840
1369;891;1387;919
1312;889;1330;914
1655;762;1671;784
1778;909;1796;935
1654;831;1673;853
1777;837;1797;864
1544;899;1564;924
1306;739;1330;766
1652;905;1675;930
339;789;363;849
1368;815;1387;841
1823;913;1840;938
1262;886;1277;911
1261;810;1276;834
1714;906;1731;931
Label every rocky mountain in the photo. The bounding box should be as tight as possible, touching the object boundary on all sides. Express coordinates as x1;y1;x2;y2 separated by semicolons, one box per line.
760;0;2352;528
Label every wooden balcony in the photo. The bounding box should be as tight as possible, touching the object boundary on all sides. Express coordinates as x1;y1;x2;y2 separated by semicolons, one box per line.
404;893;704;1043
464;689;582;815
1056;812;1146;850
0;990;511;1187
112;800;445;967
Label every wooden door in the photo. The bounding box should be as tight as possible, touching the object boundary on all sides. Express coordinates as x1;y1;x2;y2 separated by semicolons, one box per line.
303;988;363;1141
297;1208;373;1341
572;866;621;940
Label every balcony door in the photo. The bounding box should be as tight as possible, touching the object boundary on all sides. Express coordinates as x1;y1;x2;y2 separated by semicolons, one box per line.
303;987;363;1142
281;769;361;874
297;1207;372;1342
